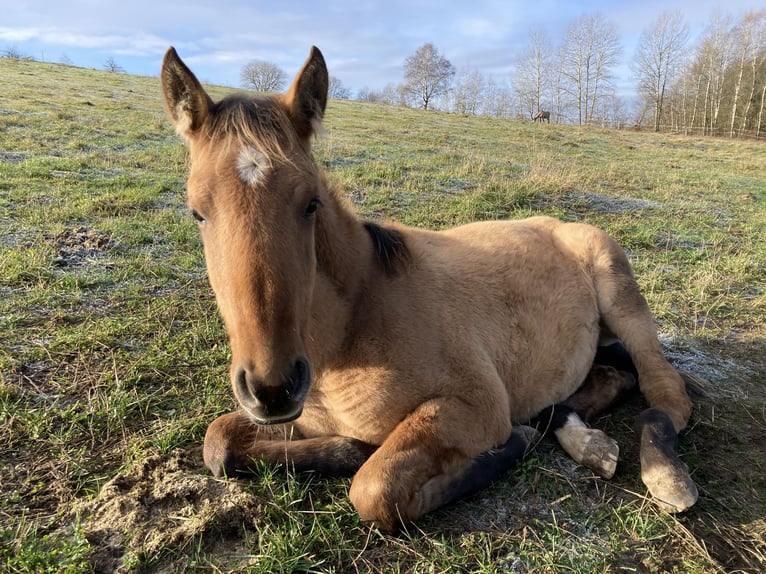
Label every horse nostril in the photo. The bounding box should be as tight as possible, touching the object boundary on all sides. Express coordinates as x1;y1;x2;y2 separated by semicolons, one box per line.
234;367;258;408
287;357;311;398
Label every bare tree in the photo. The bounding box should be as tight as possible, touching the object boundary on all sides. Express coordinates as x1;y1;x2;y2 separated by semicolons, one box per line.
2;46;34;60
240;60;287;92
697;15;736;135
484;77;516;118
514;28;554;120
652;11;766;138
728;11;766;136
103;57;125;73
328;76;351;99
559;13;622;125
452;67;487;115
633;11;689;131
403;43;455;110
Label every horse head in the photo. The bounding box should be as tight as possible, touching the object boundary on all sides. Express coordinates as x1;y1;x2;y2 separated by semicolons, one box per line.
161;46;329;424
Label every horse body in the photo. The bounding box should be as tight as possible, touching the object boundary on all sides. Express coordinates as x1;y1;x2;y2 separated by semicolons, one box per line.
296;216;604;444
533;110;551;123
161;45;698;532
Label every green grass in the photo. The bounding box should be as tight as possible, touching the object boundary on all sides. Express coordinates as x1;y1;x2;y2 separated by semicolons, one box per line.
1;57;764;573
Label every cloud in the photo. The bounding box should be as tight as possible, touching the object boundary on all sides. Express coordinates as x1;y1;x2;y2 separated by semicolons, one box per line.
0;26;169;56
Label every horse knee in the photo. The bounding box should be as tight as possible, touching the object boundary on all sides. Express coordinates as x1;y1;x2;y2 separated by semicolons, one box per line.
349;469;417;532
203;411;256;477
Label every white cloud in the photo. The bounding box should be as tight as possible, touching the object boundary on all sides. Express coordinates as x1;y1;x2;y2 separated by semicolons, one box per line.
0;26;169;56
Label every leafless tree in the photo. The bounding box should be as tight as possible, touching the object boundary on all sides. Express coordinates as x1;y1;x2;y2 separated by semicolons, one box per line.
328;76;351;100
452;67;487;115
356;83;407;106
696;14;736;135
514;29;554;120
2;46;34;60
559;13;622;125
103;57;125;73
728;11;766;136
403;43;455;110
483;77;516;118
633;11;689;132
240;60;287;92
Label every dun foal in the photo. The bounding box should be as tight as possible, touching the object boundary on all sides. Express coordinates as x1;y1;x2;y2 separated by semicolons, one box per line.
161;46;698;531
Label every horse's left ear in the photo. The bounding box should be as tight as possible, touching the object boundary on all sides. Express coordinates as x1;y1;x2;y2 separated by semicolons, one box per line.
284;46;328;143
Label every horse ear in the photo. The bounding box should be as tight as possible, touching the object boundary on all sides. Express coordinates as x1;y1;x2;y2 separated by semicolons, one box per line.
284;46;328;143
161;47;214;141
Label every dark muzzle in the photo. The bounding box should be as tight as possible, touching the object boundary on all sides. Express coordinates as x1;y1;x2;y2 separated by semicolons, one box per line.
234;356;311;424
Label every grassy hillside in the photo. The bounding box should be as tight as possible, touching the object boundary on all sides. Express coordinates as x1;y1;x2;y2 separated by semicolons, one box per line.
0;57;764;573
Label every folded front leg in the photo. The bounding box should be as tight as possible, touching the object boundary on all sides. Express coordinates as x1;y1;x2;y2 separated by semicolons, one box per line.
203;410;376;478
348;396;513;532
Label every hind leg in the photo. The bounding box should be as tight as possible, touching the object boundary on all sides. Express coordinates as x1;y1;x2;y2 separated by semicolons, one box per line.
535;403;620;479
533;359;636;479
593;242;697;511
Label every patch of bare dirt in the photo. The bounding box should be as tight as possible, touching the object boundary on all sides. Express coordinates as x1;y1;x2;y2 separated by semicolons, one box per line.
47;226;115;268
66;449;261;573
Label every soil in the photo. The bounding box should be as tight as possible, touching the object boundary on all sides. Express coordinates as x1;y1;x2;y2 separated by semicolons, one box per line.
66;449;261;573
48;226;115;268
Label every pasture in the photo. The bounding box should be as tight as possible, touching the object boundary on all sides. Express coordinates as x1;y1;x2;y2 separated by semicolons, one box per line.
0;57;764;573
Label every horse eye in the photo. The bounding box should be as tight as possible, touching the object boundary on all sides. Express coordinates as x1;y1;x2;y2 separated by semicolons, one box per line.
304;197;322;218
190;209;206;224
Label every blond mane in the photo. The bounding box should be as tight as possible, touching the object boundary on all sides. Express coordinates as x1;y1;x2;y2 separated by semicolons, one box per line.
205;93;304;165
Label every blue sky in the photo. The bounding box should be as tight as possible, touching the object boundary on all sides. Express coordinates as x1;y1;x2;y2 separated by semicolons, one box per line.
1;0;761;97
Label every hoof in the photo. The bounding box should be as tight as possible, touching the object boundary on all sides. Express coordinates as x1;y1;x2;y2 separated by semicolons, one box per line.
637;408;698;512
554;417;619;479
579;429;619;480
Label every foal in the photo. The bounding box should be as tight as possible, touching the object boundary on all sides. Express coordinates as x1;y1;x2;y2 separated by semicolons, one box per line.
161;46;698;531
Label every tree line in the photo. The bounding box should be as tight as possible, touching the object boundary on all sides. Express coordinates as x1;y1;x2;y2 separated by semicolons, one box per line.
241;10;766;138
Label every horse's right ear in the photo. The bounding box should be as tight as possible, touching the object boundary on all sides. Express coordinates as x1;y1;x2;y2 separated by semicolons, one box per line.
161;47;214;141
284;46;329;144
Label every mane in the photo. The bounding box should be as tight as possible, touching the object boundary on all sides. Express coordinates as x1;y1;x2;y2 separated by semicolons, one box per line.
363;221;411;277
205;93;302;163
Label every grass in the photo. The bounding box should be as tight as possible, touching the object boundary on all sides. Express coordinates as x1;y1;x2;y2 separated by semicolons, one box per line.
1;56;764;573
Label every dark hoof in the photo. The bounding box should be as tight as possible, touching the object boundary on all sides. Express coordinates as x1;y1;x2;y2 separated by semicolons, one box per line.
637;408;698;511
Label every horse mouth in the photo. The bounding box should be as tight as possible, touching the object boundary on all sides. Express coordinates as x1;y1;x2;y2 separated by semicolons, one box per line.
246;402;304;426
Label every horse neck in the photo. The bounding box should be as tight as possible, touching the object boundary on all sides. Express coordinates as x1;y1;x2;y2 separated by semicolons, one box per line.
308;176;372;361
315;176;370;285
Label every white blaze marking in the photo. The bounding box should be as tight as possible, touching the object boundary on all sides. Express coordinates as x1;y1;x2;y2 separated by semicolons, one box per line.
236;145;270;186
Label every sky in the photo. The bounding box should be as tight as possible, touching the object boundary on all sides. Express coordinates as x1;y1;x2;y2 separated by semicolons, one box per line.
0;0;762;99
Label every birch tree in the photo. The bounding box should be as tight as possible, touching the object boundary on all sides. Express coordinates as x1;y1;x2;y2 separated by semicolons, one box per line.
513;28;554;119
729;11;766;136
696;15;735;134
633;11;689;131
452;67;487;115
403;43;455;110
559;13;622;125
